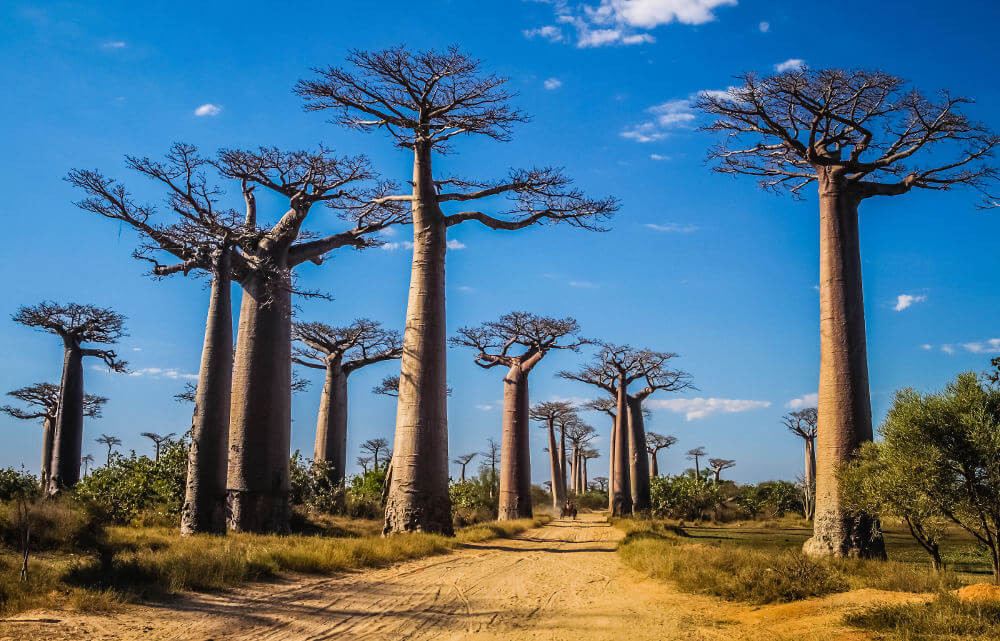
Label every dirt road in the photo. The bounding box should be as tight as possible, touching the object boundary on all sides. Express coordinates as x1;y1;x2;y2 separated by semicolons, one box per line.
0;513;915;640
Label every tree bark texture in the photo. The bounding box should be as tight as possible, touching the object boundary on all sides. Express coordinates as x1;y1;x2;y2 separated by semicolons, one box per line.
313;358;349;486
384;144;453;535
608;417;617;511
48;344;83;492
546;420;563;511
40;416;54;489
227;271;292;534
498;366;532;519
803;436;817;520
181;257;233;535
627;396;651;511
803;175;886;559
649;451;659;478
611;375;631;516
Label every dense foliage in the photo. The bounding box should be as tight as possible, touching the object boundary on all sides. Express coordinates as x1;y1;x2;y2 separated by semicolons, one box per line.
735;481;802;519
0;467;40;502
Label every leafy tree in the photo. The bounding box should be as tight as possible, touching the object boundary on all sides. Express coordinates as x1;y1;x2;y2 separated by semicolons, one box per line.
708;458;736;484
650;474;722;520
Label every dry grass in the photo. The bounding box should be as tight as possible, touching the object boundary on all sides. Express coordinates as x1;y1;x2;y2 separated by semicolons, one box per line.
0;515;550;615
845;593;1000;640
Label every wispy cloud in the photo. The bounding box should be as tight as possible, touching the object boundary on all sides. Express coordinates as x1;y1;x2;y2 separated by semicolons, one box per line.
942;344;956;355
101;41;126;49
382;239;466;251
786;392;818;409
649;153;671;161
543;78;563;90
475;404;496;411
447;239;466;249
774;58;806;72
456;285;476;293
622;98;696;142
962;338;1000;354
920;344;933;351
194;103;221;117
643;222;698;232
527;0;738;48
894;294;926;311
569;280;599;288
648;397;771;420
758;21;770;32
128;367;198;380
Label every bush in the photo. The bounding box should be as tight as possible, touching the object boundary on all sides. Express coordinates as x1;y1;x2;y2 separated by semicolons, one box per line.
450;467;499;524
74;441;187;525
345;467;387;518
650;474;721;520
845;593;1000;640
289;452;344;514
573;490;608;510
0;467;40;502
0;496;104;551
735;480;802;519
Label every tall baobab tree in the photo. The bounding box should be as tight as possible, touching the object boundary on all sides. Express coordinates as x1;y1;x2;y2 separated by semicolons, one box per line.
69;145;259;535
708;458;735;484
580;449;599;491
13;302;127;491
645;432;677;478
593;476;608;493
784;408;819;519
216;147;406;534
141;432;176;461
481;437;500;498
360;437;391;473
529;401;577;512
297;46;618;534
565;420;597;493
96;434;122;466
583;396;645;510
562;345;692;514
687;447;706;480
696;69;999;558
452;313;588;519
81;454;95;476
293;320;402;486
356;456;373;475
453;453;477;482
1;383;107;488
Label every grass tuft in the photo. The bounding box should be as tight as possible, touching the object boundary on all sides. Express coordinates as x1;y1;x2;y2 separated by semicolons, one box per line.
845;593;1000;640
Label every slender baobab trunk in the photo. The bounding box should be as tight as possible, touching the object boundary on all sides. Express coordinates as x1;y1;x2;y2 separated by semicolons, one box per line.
313;357;349;486
48;342;84;492
649;451;659;478
498;364;532;519
608;414;617;511
803;435;817;520
181;254;233;535
384;143;452;534
611;373;631;516
546;420;563;510
559;423;567;495
227;270;293;534
626;396;651;511
803;175;885;559
582;456;588;491
40;416;54;489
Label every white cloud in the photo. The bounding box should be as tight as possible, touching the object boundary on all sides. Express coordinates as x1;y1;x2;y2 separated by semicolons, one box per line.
758;21;770;32
523;25;564;42
194;103;221;117
129;367;198;380
649;397;771;421
962;338;1000;354
543;78;563;90
382;239;465;251
132;347;142;351
894;294;926;311
569;280;599;288
643;222;698;232
786;392;818;409
530;0;736;48
456;285;476;292
102;41;126;49
622;98;696;142
447;239;467;250
649;153;671;161
774;58;806;72
475;404;496;411
920;344;933;351
942;345;956;355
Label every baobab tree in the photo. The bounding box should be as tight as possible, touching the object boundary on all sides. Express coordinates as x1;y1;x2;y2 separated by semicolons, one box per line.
96;434;122;466
69;145;259;535
784;407;819;520
452;313;588;519
216;147;406;534
81;454;95;476
583;396;646;509
360;437;391;473
481;437;500;498
293;320;402;486
356;456;373;475
565;420;597;493
13;302;127;491
297;46;618;534
708;458;736;484
529;401;577;512
562;344;692;514
697;69;999;558
580;449;600;492
687;447;706;480
372;376;400;397
594;476;608;493
141;432;176;461
453;453;477;482
646;432;677;478
1;383;106;488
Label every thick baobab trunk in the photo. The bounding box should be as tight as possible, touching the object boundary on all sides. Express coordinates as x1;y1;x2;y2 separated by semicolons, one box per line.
546;420;563;511
626;396;651;511
227;271;292;534
384;144;453;535
559;423;567;495
649;451;659;478
803;177;885;559
48;344;83;492
313;358;349;486
611;376;631;516
40;416;54;489
181;258;233;535
803;436;817;520
498;365;532;520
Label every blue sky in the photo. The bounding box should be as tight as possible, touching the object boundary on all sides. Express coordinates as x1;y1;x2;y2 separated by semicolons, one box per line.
2;0;999;486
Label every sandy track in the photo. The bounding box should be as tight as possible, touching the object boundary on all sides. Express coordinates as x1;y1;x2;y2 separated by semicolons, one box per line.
0;513;918;641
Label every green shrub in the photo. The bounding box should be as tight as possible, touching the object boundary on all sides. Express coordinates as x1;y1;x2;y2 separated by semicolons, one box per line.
0;496;104;551
0;467;40;501
289;452;344;514
345;467;388;518
735;480;802;519
573;490;608;510
450;467;499;524
650;474;722;520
